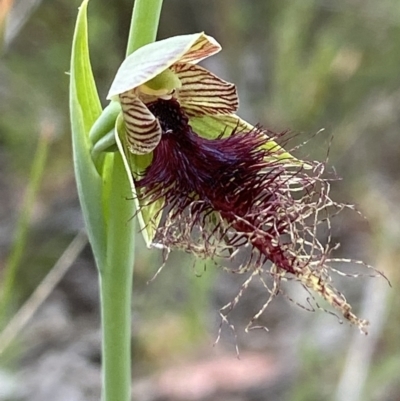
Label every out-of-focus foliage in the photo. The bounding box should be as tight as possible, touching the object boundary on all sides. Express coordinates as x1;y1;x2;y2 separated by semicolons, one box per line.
1;0;400;400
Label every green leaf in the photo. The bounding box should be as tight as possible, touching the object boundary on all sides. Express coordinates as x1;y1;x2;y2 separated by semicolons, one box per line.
70;0;107;268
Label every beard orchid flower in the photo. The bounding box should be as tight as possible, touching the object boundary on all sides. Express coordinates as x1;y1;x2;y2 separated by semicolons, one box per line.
108;33;376;334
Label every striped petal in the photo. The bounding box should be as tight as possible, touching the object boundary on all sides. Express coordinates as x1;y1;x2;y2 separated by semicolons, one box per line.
107;33;220;99
114;113;164;246
178;34;221;64
120;91;162;154
172;63;238;116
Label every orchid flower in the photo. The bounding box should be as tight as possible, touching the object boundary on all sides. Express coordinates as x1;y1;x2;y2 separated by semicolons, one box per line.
108;33;239;154
109;33;372;334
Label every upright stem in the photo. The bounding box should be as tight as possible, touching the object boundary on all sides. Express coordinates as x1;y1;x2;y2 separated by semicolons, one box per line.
100;154;136;401
126;0;163;56
100;1;164;400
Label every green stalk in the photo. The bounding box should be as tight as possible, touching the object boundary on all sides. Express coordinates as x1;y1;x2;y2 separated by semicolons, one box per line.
126;0;163;56
99;1;163;400
100;154;136;401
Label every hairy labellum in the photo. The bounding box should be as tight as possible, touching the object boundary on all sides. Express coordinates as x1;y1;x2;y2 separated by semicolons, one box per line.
136;98;370;333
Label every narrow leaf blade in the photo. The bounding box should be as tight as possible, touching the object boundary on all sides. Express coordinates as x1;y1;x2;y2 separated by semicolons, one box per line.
70;0;107;267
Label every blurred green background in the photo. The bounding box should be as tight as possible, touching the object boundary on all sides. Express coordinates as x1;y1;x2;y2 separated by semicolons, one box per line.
1;0;400;400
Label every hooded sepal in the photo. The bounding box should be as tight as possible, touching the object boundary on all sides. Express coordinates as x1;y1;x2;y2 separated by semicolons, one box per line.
107;33;221;100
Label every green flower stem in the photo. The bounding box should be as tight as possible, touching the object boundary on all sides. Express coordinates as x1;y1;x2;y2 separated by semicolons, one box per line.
100;153;136;401
126;0;164;56
99;1;164;401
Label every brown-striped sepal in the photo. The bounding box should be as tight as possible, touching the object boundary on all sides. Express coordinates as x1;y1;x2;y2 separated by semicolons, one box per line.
119;91;162;155
178;34;221;64
172;63;238;116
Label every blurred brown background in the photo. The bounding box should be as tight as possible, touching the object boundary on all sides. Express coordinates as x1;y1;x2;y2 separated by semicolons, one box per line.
1;0;400;400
